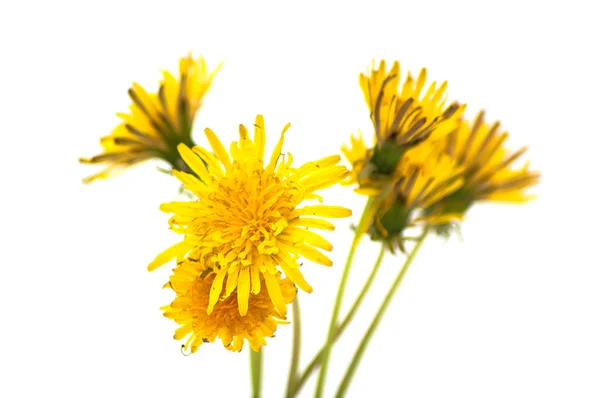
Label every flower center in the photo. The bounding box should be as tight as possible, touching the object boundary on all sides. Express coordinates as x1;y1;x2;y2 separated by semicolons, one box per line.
203;167;303;271
191;274;271;325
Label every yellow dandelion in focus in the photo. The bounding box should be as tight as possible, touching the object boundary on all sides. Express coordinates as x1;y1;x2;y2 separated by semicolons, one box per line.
80;54;220;183
428;111;540;219
162;259;297;353
149;115;351;316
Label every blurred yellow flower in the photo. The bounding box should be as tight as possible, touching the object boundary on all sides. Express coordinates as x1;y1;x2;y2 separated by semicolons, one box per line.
80;54;219;183
358;141;465;251
360;60;460;153
342;60;464;249
162;259;296;353
426;111;540;224
149;115;351;316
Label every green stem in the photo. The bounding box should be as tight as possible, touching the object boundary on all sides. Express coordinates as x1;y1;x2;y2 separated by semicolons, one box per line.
289;244;386;397
285;297;302;398
250;349;263;398
335;229;428;397
314;199;374;398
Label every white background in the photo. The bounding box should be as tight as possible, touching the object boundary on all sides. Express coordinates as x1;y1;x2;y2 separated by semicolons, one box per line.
1;1;599;397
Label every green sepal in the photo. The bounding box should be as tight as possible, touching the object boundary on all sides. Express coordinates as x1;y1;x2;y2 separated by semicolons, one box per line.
369;140;406;175
424;187;473;237
369;199;412;253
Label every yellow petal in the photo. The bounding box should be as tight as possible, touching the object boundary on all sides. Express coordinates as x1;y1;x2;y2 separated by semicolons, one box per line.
177;144;210;181
275;254;313;293
296;155;341;178
207;268;227;315
159;201;204;216
289;205;352;219
238;123;249;141
302;167;349;193
172;169;209;196
225;265;240;297
174;325;193;340
237;267;250;316
148;241;191;271
254;115;266;162
355;187;381;196
282;242;332;266
204;127;232;173
250;264;261;294
281;228;333;251
171;297;193;309
193;146;224;178
288;217;336;231
264;272;287;316
414;68;427;98
486;190;534;203
265;123;291;176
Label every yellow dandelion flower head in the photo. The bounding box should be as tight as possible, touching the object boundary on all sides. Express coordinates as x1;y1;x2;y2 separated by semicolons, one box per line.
444;111;540;204
359;60;461;148
398;141;465;212
343;61;464;199
342;135;463;203
149;115;351;317
362;140;465;250
80;53;220;183
163;259;297;353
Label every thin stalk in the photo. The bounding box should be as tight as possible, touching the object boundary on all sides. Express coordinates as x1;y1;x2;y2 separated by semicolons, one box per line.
289;244;386;397
314;199;374;398
285;297;302;398
250;349;263;398
335;229;428;397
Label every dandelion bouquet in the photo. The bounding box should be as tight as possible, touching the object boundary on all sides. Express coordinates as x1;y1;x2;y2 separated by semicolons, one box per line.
81;54;538;397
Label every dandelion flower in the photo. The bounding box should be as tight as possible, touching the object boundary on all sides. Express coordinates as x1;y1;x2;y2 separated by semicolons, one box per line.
427;111;540;220
360;60;460;157
149;115;351;316
162;259;297;353
364;141;465;251
80;54;219;183
342;60;464;248
343;60;462;189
